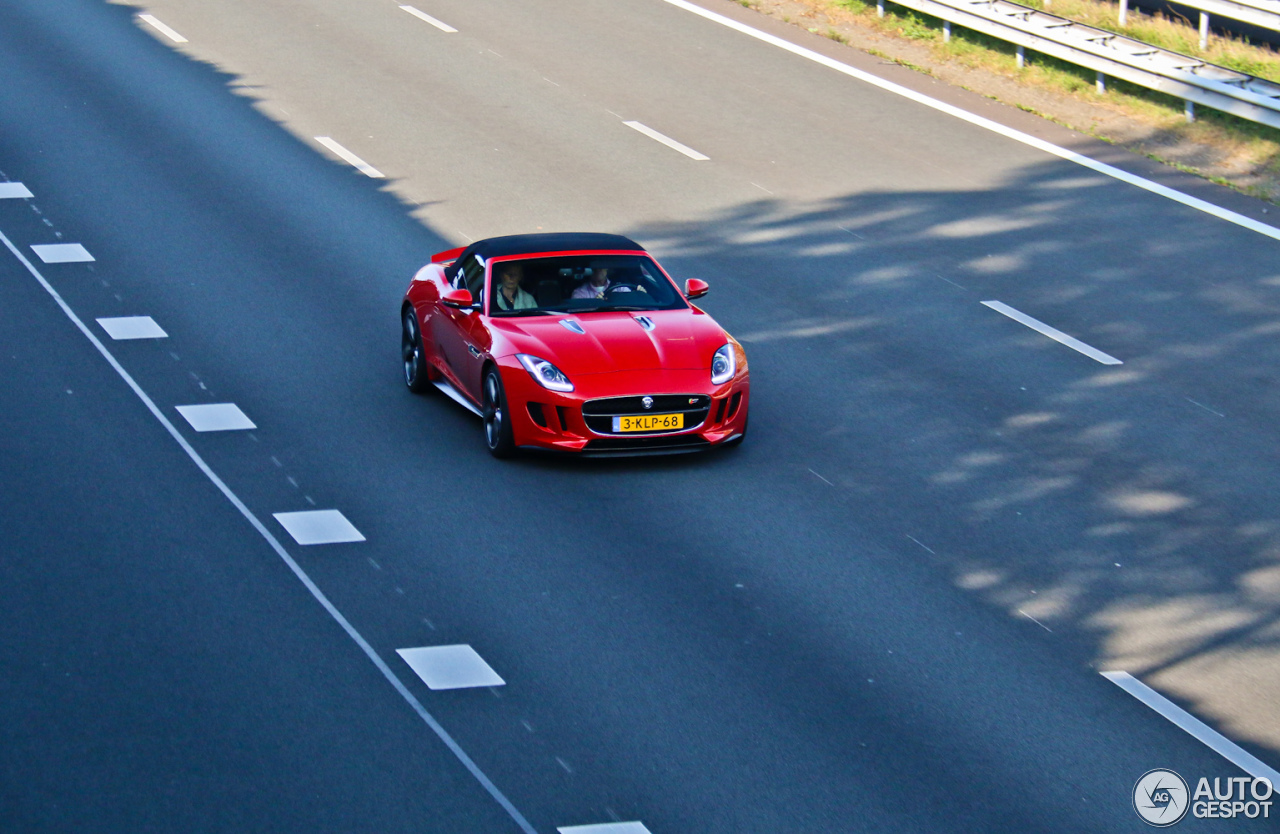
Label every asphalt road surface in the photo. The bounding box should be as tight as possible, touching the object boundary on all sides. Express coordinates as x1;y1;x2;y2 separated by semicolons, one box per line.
3;0;1279;831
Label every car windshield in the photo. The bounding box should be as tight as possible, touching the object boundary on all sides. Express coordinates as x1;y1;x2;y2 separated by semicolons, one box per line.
488;254;687;316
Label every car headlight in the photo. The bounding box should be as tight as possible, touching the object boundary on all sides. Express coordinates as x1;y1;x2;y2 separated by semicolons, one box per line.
517;354;574;392
710;342;735;385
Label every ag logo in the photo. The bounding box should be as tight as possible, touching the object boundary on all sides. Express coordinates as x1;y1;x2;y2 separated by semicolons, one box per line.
1134;769;1190;826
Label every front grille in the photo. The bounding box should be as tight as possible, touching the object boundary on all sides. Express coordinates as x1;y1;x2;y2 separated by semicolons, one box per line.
582;394;711;435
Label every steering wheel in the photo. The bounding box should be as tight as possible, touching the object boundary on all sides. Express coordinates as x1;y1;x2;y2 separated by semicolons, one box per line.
604;283;642;297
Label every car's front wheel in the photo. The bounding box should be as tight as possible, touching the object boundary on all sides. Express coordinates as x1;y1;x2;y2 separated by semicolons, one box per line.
482;368;516;458
402;308;431;393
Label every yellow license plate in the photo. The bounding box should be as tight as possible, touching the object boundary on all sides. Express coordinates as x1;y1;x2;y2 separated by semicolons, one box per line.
614;413;684;432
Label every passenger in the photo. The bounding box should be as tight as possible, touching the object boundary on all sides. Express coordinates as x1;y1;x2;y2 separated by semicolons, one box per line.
494;262;536;311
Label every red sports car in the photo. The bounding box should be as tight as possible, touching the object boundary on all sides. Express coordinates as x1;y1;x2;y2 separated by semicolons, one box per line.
400;233;749;457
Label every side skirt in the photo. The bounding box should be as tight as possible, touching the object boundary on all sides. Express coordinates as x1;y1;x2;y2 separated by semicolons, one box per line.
432;378;483;417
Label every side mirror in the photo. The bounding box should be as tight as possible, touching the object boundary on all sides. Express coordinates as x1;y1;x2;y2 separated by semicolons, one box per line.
684;278;709;300
441;288;475;309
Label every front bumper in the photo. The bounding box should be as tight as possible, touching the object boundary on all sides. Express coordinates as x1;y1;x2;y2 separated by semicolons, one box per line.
498;363;750;456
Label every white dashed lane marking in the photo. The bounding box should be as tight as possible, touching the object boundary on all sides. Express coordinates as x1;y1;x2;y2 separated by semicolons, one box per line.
273;509;365;545
399;5;457;32
398;645;506;690
981;300;1123;365
1103;672;1280;785
31;243;94;263
0;182;33;199
176;403;256;432
138;13;188;43
558;823;653;834
623;121;709;161
315;137;385;179
97;316;168;340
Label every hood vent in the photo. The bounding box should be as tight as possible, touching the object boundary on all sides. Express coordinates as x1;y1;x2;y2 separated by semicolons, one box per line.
558;319;586;334
634;315;655;332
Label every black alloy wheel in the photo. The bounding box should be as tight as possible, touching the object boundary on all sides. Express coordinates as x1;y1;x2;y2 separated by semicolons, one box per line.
482;368;516;458
402;308;430;393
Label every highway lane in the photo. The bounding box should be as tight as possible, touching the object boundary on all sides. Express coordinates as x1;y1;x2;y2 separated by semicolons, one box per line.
0;229;519;829
2;0;1279;831
132;0;1280;760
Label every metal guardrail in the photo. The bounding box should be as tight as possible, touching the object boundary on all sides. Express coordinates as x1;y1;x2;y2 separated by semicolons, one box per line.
1118;0;1280;49
877;0;1280;127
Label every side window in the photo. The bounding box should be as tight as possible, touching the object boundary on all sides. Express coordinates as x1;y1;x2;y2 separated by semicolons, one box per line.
459;255;486;305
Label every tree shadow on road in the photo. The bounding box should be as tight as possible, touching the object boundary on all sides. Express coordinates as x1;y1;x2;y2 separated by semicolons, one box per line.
624;165;1280;761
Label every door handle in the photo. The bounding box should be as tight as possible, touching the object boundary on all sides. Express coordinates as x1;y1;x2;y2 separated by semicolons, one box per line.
467;344;481;357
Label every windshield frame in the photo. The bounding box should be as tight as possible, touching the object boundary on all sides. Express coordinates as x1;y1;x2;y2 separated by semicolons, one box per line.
484;250;688;318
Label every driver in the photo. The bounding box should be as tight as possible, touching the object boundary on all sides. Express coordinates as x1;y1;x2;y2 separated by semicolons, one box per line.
572;267;615;299
494;262;536;311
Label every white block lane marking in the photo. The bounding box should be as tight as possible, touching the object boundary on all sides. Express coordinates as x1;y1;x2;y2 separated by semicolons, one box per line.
315;137;385;179
0;225;536;834
97;316;168;340
399;5;457;32
981;300;1122;365
397;645;506;690
623;121;710;161
175;403;257;432
558;824;653;834
273;509;366;545
31;243;94;264
138;13;188;44
661;0;1280;243
0;182;33;199
1102;671;1280;785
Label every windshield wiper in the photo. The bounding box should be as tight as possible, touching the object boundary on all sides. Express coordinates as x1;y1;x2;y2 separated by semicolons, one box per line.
574;305;654;313
496;309;554;317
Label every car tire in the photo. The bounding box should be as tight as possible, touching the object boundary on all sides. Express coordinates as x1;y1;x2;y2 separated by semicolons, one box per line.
402;307;432;393
483;368;516;458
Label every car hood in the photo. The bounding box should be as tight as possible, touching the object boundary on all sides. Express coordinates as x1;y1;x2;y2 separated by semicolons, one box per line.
491;309;726;375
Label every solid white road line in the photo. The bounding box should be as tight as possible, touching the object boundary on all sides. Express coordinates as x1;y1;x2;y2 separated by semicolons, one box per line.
0;225;538;834
314;136;386;179
137;13;188;44
981;300;1123;365
0;182;33;199
624;121;710;161
397;645;506;690
96;316;168;340
662;0;1280;243
31;243;94;263
273;509;366;545
175;402;257;432
558;823;653;834
399;5;458;32
1102;671;1280;785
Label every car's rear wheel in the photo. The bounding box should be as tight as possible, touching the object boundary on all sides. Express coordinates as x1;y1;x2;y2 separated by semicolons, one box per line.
402;308;431;393
483;368;516;458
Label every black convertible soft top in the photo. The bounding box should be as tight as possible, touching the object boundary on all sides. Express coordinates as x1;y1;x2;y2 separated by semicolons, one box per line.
469;232;644;260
